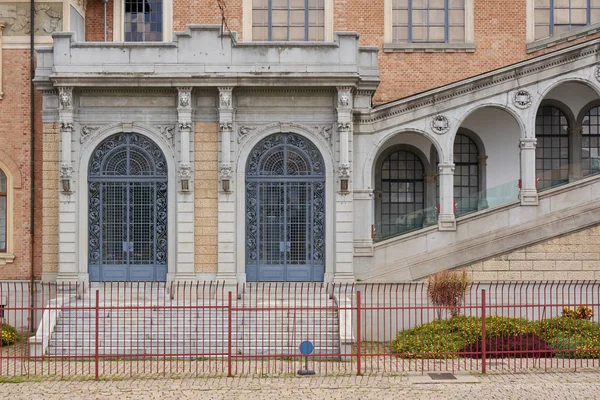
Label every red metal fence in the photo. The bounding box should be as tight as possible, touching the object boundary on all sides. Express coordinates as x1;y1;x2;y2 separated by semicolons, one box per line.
0;281;598;379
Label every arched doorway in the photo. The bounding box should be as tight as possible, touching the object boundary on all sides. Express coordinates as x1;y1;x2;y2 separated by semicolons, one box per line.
245;133;325;282
88;133;168;282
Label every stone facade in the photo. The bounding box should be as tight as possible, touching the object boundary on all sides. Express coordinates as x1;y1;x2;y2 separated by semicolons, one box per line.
461;224;600;281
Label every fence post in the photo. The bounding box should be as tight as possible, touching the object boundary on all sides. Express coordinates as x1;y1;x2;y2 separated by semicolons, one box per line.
227;291;233;378
481;289;486;375
356;290;362;376
95;289;99;381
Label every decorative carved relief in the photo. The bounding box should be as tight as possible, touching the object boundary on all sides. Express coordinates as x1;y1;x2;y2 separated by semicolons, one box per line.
219;88;233;108
156;125;175;146
59;163;73;179
219;122;233;132
58;87;72;109
431;115;450;134
338;163;351;178
513;89;532;109
178;87;191;108
0;3;63;36
314;125;333;144
596;65;600;82
219;163;232;179
60;121;73;131
337;122;351;132
179;122;192;131
337;87;353;108
178;163;192;179
238;126;257;143
80;126;99;143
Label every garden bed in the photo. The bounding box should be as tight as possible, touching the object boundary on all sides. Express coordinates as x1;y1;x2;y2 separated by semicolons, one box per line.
391;314;600;359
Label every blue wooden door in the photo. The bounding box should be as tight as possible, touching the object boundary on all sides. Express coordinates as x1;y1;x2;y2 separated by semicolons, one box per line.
245;134;325;282
88;133;168;282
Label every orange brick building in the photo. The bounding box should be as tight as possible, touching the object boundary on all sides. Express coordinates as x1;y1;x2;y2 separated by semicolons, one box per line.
1;0;600;284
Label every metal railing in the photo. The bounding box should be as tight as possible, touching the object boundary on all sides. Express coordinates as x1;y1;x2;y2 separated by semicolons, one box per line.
0;281;598;379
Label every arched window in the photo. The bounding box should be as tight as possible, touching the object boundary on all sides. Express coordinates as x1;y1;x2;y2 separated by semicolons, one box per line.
453;133;479;215
581;105;600;177
379;150;425;238
0;169;6;252
535;105;570;190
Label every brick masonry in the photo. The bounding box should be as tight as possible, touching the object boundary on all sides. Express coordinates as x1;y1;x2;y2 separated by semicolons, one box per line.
84;0;600;104
460;224;600;281
41;123;59;275
194;122;218;273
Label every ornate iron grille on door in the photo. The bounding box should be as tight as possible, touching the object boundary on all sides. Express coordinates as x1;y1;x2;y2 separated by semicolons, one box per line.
88;133;168;282
246;133;325;282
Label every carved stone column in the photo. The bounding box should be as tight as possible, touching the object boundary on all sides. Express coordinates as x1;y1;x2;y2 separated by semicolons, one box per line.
177;87;193;190
477;155;489;210
56;87;78;282
569;127;583;182
437;163;456;231
215;87;237;286
173;87;195;281
519;138;539;205
337;87;353;191
333;87;355;282
423;174;438;226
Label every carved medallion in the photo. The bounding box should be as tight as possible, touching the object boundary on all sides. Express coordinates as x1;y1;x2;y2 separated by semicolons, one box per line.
60;163;73;179
431;115;450;135
238;126;257;143
80;126;99;143
513;89;532;109
157;125;176;146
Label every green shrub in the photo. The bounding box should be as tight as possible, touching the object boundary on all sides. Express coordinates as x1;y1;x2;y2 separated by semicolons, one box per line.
562;306;594;321
391;315;534;359
533;317;599;341
0;323;18;346
550;334;600;359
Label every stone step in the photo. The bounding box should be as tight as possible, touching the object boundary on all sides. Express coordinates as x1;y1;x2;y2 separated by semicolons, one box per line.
47;346;341;356
52;330;339;340
49;338;339;348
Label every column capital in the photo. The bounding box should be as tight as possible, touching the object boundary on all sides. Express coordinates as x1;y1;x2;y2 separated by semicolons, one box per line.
438;163;455;174
570;127;583;136
219;122;234;132
478;155;488;166
519;137;537;149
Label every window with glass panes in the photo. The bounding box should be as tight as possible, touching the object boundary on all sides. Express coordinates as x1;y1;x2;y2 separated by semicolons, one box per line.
534;0;600;40
0;169;6;252
392;0;465;43
535;106;570;190
379;150;425;238
453;134;479;215
581;106;600;176
124;0;163;42
252;0;325;41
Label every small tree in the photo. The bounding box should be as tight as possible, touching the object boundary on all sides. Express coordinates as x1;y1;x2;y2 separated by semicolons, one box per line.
427;269;471;319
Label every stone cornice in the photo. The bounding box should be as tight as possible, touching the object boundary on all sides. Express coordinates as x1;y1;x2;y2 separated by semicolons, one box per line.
359;38;600;125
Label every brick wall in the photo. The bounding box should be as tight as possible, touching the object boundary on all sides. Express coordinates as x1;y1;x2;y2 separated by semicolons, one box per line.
41;123;59;275
84;0;600;104
460;225;600;281
0;50;33;280
194;122;218;273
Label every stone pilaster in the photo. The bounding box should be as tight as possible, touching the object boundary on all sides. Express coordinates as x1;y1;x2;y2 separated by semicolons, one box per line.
438;163;456;231
569;127;583;182
334;87;355;282
519;138;539;206
477;155;489;210
56;87;78;282
215;87;237;285
174;87;196;280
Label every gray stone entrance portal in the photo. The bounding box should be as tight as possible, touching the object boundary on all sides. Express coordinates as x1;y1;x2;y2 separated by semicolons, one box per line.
245;133;326;282
88;133;168;282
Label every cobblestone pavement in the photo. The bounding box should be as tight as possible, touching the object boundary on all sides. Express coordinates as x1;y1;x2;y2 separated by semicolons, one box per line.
0;371;599;400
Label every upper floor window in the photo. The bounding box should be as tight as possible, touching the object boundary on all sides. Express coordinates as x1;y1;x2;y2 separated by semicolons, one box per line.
534;0;600;40
252;0;325;41
392;0;465;43
0;169;6;252
125;0;163;42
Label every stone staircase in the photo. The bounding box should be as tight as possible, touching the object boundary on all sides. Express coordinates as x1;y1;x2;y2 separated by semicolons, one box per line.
47;283;341;359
